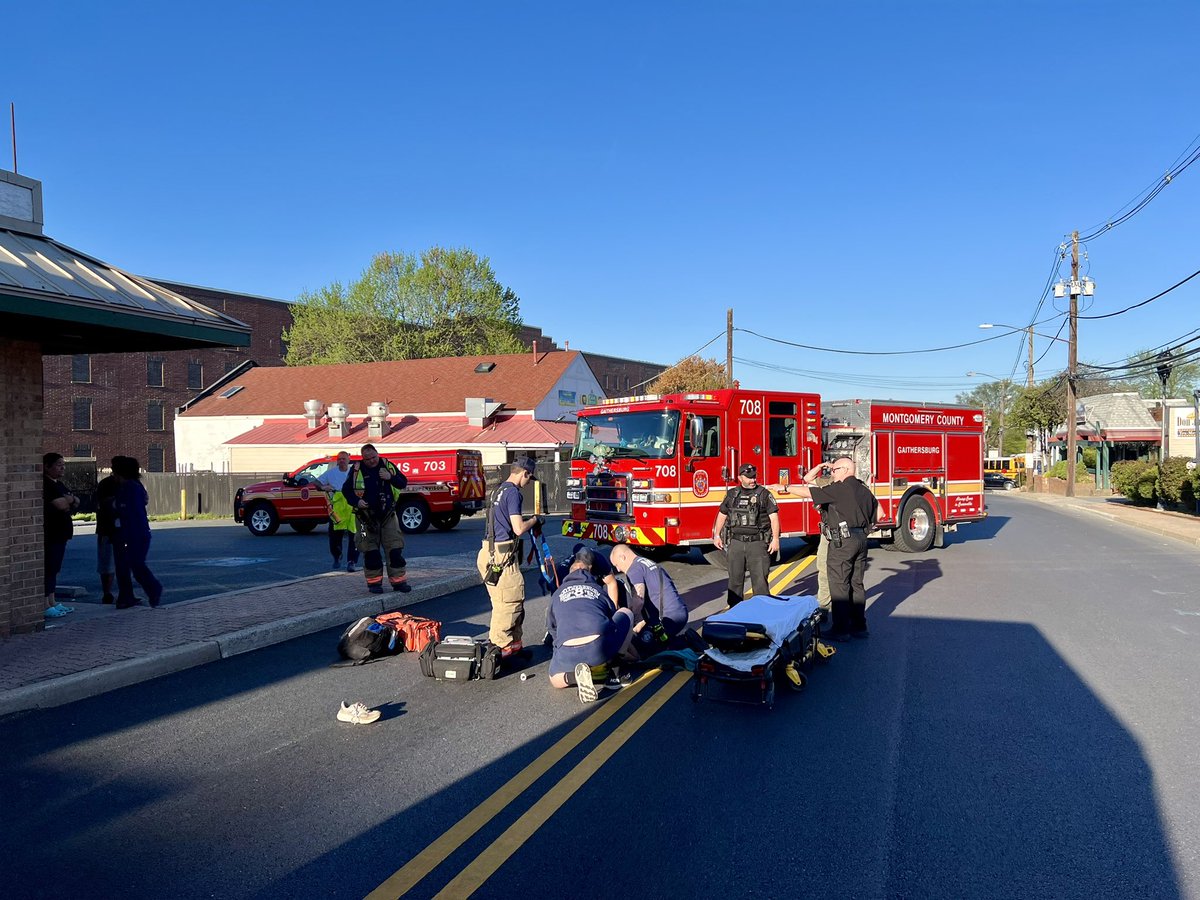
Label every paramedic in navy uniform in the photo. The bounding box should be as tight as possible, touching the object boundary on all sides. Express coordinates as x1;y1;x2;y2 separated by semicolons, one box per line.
712;463;781;606
476;457;542;658
774;457;878;641
546;549;636;702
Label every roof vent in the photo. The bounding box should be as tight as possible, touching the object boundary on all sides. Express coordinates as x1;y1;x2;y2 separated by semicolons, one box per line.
303;399;325;429
475;362;496;373
466;397;504;427
367;401;390;438
0;171;44;236
328;402;350;439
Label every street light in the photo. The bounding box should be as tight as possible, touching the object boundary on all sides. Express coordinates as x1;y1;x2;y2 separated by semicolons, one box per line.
967;370;1012;455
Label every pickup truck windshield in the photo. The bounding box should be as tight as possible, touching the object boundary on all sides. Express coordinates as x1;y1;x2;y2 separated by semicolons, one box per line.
572;410;680;461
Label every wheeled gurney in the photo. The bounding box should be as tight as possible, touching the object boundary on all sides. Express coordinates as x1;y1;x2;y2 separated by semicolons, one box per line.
691;594;825;710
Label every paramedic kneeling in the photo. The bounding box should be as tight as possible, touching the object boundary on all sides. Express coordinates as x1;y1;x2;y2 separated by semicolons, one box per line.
547;555;635;698
609;543;688;656
774;457;878;640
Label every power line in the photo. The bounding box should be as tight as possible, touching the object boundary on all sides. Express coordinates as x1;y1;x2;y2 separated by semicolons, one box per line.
735;327;1018;357
1077;264;1200;320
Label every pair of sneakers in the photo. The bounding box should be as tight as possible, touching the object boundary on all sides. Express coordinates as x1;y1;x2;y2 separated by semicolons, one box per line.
573;663;632;703
45;603;74;618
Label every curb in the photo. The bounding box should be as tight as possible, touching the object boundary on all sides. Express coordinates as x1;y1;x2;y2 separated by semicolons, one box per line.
1007;491;1200;548
0;570;482;718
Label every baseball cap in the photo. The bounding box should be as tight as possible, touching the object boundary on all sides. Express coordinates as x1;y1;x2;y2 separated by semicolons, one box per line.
514;456;537;477
739;463;757;478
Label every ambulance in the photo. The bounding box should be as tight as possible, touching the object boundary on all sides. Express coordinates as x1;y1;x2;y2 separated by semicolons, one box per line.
561;389;986;554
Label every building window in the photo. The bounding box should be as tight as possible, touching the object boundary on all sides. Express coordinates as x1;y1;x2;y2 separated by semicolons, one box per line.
187;360;204;390
224;358;241;375
147;445;165;473
71;354;91;383
147;357;164;387
147;401;165;432
73;443;92;459
72;398;92;431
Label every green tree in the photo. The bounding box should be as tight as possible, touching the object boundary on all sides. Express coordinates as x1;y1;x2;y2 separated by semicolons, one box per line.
283;247;525;365
955;380;1017;453
1009;382;1062;462
1120;348;1200;400
648;356;728;394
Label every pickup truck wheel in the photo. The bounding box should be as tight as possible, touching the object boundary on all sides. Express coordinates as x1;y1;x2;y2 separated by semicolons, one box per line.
894;495;936;553
290;519;320;534
398;497;431;534
246;503;280;537
431;511;461;531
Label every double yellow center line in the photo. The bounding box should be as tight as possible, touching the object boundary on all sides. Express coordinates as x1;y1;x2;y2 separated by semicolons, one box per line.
366;669;691;900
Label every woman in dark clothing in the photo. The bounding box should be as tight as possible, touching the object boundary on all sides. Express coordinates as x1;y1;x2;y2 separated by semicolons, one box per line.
113;457;163;608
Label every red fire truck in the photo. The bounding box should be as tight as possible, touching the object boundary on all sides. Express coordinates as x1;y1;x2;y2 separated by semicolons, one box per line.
561;390;985;554
235;449;486;537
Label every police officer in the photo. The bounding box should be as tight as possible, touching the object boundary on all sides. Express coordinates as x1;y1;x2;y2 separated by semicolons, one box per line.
776;457;878;640
341;443;410;594
713;463;781;606
476;456;543;657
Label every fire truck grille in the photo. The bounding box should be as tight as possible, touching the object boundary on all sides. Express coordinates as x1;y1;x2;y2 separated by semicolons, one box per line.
584;472;633;521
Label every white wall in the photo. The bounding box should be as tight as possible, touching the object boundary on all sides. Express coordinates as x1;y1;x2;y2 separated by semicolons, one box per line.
532;355;605;421
174;415;265;472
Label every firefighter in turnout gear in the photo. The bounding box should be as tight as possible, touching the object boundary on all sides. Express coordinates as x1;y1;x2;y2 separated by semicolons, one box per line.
713;463;781;606
341;443;410;594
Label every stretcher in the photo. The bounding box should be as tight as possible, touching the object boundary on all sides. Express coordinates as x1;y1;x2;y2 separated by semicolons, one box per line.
691;594;825;710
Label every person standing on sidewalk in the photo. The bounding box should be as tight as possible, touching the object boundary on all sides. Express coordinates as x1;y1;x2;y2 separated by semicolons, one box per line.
113;456;163;608
342;444;410;594
318;451;359;572
42;452;78;618
94;456;125;605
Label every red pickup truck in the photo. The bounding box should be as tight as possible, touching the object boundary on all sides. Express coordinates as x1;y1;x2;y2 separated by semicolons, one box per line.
234;449;486;537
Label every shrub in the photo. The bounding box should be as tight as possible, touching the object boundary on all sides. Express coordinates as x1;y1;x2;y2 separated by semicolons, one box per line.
1081;447;1098;469
1048;460;1094;482
1111;459;1157;505
1158;457;1196;509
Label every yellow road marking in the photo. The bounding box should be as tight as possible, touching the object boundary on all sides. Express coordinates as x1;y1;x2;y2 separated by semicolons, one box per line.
768;551;816;594
364;669;663;900
432;671;694;900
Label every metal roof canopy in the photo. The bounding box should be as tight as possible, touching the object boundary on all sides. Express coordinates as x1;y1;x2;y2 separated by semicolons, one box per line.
0;171;250;354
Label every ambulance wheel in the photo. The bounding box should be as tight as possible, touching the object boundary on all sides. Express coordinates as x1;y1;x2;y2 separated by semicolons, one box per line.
431;511;461;531
398;498;431;534
289;519;320;534
245;503;279;536
895;495;936;553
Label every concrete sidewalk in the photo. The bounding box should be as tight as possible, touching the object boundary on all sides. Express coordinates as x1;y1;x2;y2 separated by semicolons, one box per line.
0;558;481;717
1009;489;1200;547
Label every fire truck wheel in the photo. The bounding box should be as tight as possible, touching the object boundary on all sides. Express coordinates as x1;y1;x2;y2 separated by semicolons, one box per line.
702;547;728;570
895;495;936;553
245;502;280;537
398;498;431;534
289;519;320;534
431;511;462;531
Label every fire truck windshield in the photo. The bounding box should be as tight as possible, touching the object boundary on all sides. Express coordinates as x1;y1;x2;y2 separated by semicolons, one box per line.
572;410;680;461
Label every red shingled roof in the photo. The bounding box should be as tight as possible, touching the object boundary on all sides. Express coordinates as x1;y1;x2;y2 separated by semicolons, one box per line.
182;351;582;417
226;415;577;447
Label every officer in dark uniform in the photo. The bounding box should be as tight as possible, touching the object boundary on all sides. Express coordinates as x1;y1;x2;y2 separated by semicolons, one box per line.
775;456;878;640
713;463;781;606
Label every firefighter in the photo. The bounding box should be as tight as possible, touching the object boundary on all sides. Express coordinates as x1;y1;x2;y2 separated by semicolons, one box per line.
775;457;878;640
476;456;543;657
712;463;781;606
341;443;410;594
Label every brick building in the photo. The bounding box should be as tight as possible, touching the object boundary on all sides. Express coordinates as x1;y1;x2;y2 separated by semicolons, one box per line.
42;281;291;472
1;170;250;636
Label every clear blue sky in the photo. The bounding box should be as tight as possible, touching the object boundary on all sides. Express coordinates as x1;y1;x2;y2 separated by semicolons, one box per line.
5;1;1197;402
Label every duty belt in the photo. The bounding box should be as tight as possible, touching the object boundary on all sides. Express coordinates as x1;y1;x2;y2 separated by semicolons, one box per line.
730;534;765;543
484;539;517;551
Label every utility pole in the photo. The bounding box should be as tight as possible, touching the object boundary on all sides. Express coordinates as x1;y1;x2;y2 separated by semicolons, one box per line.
726;308;733;389
1066;231;1079;497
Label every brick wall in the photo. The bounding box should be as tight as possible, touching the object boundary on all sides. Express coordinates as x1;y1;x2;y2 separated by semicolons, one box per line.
42;287;293;473
1;339;46;637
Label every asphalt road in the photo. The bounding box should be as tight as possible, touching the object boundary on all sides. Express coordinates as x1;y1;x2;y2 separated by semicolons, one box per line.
6;496;1198;899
